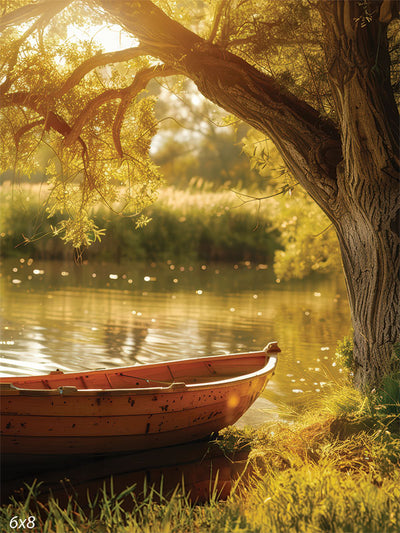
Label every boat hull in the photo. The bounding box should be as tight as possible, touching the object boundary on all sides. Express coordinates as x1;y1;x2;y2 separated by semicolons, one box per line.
1;346;278;456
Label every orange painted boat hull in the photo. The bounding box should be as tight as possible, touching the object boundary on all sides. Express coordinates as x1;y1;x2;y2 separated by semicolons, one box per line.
0;343;279;456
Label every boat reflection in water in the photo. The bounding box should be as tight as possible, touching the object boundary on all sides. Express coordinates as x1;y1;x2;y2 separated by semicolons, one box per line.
2;437;251;507
1;344;279;505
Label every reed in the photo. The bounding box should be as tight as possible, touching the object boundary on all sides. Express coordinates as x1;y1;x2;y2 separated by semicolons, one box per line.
0;182;279;263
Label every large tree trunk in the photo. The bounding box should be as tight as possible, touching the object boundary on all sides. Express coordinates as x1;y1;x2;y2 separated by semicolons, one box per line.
100;0;400;389
334;169;399;388
3;0;398;389
321;1;400;388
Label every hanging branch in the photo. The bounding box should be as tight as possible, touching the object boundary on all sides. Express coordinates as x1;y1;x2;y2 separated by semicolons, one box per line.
0;0;71;32
14;119;45;147
63;63;177;149
231;184;298;207
3;91;91;185
54;45;150;97
112;64;178;157
208;0;229;43
1;6;71;96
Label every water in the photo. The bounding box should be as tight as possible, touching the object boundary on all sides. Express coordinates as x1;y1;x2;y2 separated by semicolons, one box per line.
0;258;351;418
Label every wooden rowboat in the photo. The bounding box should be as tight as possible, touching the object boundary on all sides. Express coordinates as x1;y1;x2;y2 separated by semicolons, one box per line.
0;342;279;456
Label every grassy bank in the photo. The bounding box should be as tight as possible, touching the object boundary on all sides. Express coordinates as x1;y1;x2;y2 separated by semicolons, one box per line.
1;384;399;533
0;183;279;263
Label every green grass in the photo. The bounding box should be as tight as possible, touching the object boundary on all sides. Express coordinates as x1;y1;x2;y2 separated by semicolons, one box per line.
0;182;279;263
1;387;399;533
0;180;343;279
332;335;400;420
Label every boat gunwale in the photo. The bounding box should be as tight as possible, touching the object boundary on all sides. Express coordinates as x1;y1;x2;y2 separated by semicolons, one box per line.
0;352;278;398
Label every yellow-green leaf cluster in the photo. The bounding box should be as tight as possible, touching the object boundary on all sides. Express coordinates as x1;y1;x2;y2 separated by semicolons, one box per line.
0;3;164;249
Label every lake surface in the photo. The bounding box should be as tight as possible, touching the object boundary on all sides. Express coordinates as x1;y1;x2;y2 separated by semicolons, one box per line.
0;258;351;420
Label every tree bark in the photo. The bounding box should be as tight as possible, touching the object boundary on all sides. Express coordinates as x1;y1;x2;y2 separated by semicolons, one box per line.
320;0;400;387
98;0;342;214
2;0;399;388
97;0;400;388
334;172;400;388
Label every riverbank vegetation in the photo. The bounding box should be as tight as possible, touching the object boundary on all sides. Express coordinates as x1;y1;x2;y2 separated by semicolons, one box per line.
0;181;341;280
2;350;399;533
1;396;399;532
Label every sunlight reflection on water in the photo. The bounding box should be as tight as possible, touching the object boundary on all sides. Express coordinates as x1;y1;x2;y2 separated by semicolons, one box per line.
0;259;351;417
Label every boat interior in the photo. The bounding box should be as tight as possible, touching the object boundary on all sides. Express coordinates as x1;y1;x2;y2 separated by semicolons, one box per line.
0;352;269;391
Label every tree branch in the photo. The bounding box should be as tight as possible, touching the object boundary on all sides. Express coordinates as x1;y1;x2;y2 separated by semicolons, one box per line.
112;64;178;157
3;63;177;163
232;185;297;207
208;0;229;43
99;0;342;212
0;1;71;32
0;4;72;96
63;88;125;147
14;119;45;147
54;45;150;97
3;92;90;171
63;63;178;149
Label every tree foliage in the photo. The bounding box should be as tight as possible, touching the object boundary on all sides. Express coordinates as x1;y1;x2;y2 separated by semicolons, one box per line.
0;0;353;250
1;0;398;248
0;1;321;247
1;0;399;387
1;1;169;247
